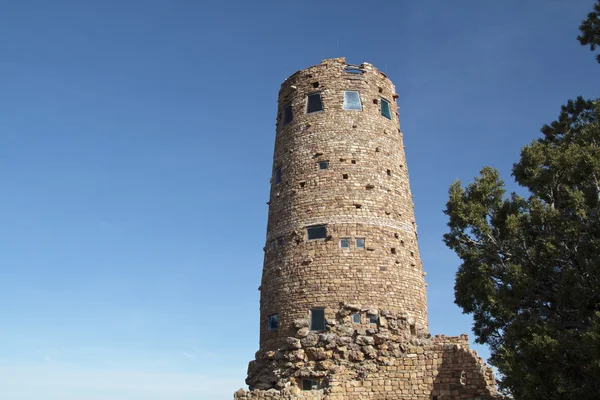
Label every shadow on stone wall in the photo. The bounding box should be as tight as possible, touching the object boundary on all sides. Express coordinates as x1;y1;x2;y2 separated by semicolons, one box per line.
431;345;498;400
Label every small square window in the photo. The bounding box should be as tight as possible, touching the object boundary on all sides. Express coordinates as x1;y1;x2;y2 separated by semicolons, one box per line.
352;313;361;324
369;314;378;324
340;238;350;248
318;161;329;170
274;167;282;185
343;91;362;110
306;93;323;113
268;314;279;330
356;238;365;249
283;104;293;125
310;308;325;331
381;99;392;120
307;225;327;240
302;379;319;390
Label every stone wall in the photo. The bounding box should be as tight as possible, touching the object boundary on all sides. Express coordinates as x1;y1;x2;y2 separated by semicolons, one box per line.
237;305;501;400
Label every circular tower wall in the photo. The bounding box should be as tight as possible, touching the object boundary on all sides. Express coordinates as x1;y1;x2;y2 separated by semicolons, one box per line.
259;58;428;352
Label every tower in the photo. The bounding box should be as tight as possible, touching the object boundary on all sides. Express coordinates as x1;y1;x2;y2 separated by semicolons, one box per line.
236;58;501;400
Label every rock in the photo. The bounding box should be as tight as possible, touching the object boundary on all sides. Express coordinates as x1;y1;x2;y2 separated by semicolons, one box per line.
348;351;364;362
301;333;319;347
286;337;302;349
297;327;310;337
305;347;331;360
355;335;375;346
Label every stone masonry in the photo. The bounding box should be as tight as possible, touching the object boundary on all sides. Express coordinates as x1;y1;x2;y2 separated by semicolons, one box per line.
236;58;502;399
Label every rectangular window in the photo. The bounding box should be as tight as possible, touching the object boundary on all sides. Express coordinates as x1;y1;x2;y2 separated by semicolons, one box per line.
356;238;365;249
283;104;293;125
310;308;326;331
274;167;282;184
302;379;319;390
343;91;362;110
268;314;279;330
318;161;329;170
369;314;378;324
306;93;323;113
307;225;327;240
380;99;392;120
352;313;361;324
340;238;350;248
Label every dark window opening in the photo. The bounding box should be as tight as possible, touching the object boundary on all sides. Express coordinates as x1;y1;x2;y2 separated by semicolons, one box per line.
352;313;361;324
381;99;392;120
312;82;319;88
283;104;293;125
410;325;416;335
343;91;362;110
369;314;378;324
274;167;282;184
299;181;306;188
387;169;392;176
306;93;323;113
277;237;284;247
302;379;319;390
391;248;397;254
340;238;350;248
310;308;326;331
318;161;329;170
268;314;279;331
356;238;365;248
343;66;364;75
342;174;348;179
373;99;379;104
307;225;327;240
351;160;356;164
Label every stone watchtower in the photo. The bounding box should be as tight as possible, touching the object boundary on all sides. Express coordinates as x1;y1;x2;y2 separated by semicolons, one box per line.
236;58;501;400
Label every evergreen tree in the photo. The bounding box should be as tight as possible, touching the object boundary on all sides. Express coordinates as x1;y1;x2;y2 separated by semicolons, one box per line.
578;0;600;63
443;98;600;399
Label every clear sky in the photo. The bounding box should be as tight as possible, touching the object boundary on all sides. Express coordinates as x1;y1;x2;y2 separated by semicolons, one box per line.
1;1;598;399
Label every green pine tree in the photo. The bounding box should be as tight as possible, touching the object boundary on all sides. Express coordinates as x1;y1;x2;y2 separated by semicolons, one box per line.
578;0;600;63
443;98;600;399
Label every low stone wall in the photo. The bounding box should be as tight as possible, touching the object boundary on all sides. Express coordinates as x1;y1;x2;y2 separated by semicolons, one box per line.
235;305;501;400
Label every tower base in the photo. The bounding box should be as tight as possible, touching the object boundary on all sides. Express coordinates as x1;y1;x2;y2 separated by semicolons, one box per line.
235;305;502;400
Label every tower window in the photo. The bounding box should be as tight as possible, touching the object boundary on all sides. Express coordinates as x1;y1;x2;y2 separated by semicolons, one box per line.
356;238;365;249
306;93;323;113
283;104;293;125
307;225;327;240
268;314;279;330
310;308;326;331
343;91;362;110
318;161;329;170
380;98;392;120
302;378;319;390
369;314;379;324
340;238;350;248
352;313;361;324
274;167;282;184
343;66;364;75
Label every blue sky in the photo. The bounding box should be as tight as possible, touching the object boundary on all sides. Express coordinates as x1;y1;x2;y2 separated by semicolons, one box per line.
1;1;598;399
